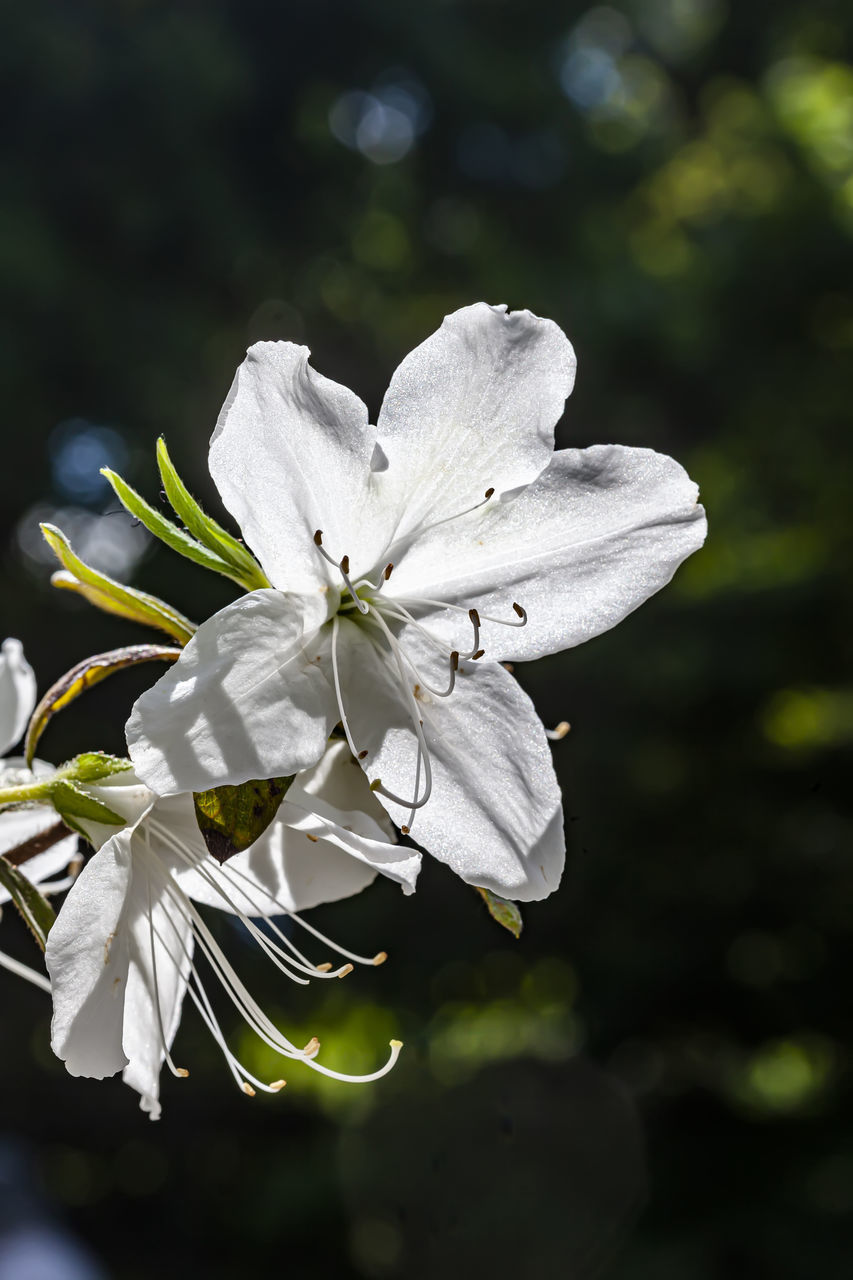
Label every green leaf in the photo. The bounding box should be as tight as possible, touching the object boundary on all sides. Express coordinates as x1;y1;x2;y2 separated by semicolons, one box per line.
50;779;127;833
0;857;57;950
156;437;269;588
194;777;293;865
102;467;265;591
476;887;523;939
41;526;196;645
25;643;182;765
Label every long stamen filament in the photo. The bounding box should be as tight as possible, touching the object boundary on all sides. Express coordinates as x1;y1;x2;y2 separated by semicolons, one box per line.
314;530;368;613
365;611;434;816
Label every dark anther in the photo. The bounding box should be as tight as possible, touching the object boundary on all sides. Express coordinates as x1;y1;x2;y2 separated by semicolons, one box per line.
469;608;481;627
358;749;368;759
313;530;323;545
473;648;485;660
512;602;526;618
484;487;495;499
450;651;459;671
384;563;394;580
401;825;410;835
341;554;350;574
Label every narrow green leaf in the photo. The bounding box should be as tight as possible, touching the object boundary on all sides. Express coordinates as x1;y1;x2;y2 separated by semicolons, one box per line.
51;779;127;831
0;857;57;950
156;437;269;588
102;467;261;590
194;777;293;864
25;643;181;765
41;525;196;645
476;887;523;939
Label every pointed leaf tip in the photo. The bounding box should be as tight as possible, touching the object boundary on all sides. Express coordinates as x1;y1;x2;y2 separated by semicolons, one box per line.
476;887;523;939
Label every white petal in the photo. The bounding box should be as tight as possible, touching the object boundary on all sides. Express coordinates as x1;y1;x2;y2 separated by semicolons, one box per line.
46;832;134;1079
210;342;390;590
0;639;36;756
339;620;564;901
179;816;381;915
0;805;78;904
121;864;194;1120
374;304;575;555
388;444;707;661
126;590;339;795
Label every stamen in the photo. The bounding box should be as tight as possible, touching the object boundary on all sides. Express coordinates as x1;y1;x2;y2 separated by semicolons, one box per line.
384;563;394;580
546;721;571;741
0;949;50;993
363;611;435;816
331;616;362;762
314;530;368;614
145;838;190;1079
382;485;497;561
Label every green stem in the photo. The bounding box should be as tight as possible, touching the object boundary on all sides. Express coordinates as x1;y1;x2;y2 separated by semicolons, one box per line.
0;780;53;808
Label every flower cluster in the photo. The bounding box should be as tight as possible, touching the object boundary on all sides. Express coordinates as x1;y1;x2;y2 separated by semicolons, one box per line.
0;303;706;1117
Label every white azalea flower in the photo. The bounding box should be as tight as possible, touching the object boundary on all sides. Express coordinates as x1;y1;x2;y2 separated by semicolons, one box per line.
0;638;79;992
128;303;707;902
46;743;411;1119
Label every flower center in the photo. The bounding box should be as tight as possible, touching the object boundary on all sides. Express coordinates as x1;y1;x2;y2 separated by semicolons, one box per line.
312;494;528;835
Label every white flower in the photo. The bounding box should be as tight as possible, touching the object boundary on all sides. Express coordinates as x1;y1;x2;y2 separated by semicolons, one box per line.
0;639;79;992
128;303;707;902
46;742;411;1118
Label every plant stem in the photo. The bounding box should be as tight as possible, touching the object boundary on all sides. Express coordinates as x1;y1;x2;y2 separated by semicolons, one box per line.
0;780;53;808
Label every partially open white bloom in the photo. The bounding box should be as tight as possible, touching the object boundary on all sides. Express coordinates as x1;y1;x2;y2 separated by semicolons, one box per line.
128;303;707;902
46;743;411;1118
0;639;79;992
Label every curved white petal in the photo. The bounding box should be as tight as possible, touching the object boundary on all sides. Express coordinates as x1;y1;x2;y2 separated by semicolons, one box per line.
46;832;134;1079
210;341;391;590
126;590;339;795
121;861;193;1120
374;304;575;558
0;805;78;904
387;445;707;661
0;639;36;756
338;620;564;901
164;743;420;912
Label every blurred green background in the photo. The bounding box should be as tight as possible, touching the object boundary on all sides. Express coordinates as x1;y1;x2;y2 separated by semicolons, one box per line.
1;0;852;1276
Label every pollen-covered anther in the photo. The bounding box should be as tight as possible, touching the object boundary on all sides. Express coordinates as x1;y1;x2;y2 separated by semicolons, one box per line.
303;1037;320;1058
305;833;319;843
400;824;410;835
176;1067;190;1079
338;963;354;978
270;1079;287;1092
547;720;571;741
373;951;388;966
241;1081;256;1097
316;962;333;972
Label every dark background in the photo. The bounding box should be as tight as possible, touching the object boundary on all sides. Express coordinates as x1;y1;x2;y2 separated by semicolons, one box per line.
1;1;852;1276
